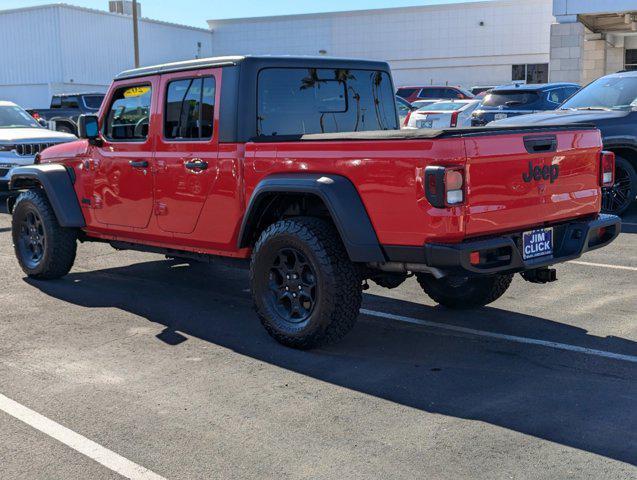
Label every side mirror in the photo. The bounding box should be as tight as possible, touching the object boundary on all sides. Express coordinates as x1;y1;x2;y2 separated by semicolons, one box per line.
37;118;48;128
78;114;100;143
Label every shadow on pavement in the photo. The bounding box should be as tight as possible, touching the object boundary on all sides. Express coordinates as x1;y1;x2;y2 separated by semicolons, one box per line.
25;258;637;466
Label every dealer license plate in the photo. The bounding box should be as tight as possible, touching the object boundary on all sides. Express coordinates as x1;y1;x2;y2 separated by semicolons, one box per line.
494;113;508;120
416;120;433;128
522;227;553;260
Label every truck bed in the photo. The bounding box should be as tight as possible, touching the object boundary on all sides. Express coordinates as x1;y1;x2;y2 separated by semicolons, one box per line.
251;124;598;142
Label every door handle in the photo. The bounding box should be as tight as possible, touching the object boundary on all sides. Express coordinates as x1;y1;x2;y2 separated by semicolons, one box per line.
129;160;149;168
184;159;208;171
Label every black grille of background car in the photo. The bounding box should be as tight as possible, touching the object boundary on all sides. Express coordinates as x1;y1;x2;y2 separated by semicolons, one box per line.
15;143;56;156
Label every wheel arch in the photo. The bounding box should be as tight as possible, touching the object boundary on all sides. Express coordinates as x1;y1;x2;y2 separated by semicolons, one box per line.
603;141;637;171
49;116;77;134
238;174;385;263
9;164;85;228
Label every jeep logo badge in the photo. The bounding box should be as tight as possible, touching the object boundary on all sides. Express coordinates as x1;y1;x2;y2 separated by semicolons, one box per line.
522;162;559;184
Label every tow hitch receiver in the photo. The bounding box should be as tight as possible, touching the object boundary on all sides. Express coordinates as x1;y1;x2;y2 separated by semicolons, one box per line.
521;267;557;284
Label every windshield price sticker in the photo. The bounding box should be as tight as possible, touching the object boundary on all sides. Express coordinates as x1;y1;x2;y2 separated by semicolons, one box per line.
123;86;150;98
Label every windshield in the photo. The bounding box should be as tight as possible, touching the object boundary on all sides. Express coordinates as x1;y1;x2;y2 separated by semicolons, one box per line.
0;105;40;128
83;95;105;110
418;102;466;112
561;76;637;111
482;91;539;108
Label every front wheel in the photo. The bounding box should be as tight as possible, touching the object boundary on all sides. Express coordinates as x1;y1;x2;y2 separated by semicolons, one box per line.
12;189;77;279
250;217;362;349
415;273;513;309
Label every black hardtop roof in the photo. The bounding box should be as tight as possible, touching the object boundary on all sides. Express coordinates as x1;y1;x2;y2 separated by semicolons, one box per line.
115;55;392;80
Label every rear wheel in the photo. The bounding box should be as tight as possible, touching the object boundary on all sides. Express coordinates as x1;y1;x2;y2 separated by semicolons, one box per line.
415;273;513;309
250;217;362;349
12;189;77;279
602;155;636;216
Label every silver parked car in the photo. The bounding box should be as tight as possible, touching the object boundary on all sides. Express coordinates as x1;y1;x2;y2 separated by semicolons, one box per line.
0;101;76;191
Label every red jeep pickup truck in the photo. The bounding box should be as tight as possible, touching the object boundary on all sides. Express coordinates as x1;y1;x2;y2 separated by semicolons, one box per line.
7;56;620;349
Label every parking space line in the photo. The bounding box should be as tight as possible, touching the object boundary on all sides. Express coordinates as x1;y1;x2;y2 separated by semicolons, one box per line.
0;393;167;480
571;260;637;272
360;309;637;364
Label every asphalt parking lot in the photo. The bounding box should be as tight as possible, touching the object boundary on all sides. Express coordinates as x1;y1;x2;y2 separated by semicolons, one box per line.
0;200;635;479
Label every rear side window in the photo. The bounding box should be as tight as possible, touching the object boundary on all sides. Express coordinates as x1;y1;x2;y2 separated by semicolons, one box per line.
257;68;397;136
482;91;540;108
104;84;152;141
396;88;418;99
164;76;215;140
61;96;79;108
50;96;62;108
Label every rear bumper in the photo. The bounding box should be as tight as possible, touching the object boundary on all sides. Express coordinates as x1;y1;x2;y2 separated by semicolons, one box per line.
383;214;621;276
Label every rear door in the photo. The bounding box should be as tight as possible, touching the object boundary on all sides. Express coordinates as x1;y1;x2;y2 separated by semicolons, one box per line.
463;129;602;237
153;68;220;234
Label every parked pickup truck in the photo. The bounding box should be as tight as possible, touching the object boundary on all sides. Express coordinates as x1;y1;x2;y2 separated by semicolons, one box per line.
27;92;105;135
7;56;620;349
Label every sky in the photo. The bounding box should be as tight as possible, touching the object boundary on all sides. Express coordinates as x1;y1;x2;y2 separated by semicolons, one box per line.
0;0;487;28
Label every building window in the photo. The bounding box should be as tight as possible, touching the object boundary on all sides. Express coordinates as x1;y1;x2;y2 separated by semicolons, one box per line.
625;50;637;71
512;64;549;83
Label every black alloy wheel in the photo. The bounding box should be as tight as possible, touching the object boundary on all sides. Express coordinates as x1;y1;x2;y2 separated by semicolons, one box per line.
602;156;636;216
17;208;46;270
268;247;317;324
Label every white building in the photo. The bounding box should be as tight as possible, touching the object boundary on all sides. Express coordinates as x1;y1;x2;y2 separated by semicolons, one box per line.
208;0;555;88
0;3;213;108
550;1;637;84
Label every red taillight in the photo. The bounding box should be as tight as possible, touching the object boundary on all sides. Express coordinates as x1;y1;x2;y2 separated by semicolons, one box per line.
470;251;480;265
31;111;40;120
450;110;459;128
424;166;465;207
403;110;412;127
600;151;615;187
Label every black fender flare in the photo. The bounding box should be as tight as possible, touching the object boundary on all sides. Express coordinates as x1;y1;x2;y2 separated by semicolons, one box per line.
238;173;385;263
9;164;86;228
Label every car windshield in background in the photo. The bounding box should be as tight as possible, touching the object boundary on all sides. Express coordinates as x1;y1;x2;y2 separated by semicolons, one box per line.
481;91;539;108
258;68;397;136
560;76;637;111
419;102;465;111
0;105;40;128
83;95;105;110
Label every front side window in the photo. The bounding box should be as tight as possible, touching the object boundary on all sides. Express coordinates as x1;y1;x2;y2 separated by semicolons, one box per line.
83;95;105;110
257;68;397;136
104;84;152;141
164;76;215;140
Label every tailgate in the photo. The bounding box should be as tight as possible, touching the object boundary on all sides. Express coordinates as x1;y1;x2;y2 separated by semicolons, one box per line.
463;128;602;237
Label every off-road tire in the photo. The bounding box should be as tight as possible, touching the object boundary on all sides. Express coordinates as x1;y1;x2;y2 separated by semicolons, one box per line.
250;217;362;349
12;189;77;279
416;273;513;309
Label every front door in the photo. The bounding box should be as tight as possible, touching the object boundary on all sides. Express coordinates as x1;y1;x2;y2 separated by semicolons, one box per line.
92;79;157;228
153;69;220;234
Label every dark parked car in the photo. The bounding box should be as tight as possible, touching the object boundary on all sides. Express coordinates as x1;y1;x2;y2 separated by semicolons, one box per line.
471;83;580;126
396;85;474;103
27;93;105;135
491;71;637;215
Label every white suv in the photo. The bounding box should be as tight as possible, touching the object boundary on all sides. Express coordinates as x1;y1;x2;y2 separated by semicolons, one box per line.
0;101;76;192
